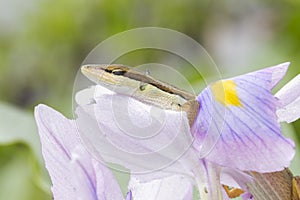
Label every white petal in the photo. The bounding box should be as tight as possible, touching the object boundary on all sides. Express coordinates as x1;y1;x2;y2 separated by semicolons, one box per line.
75;85;115;106
75;91;195;175
128;175;193;200
276;74;300;106
276;74;300;123
94;84;115;96
75;86;96;105
277;96;300;123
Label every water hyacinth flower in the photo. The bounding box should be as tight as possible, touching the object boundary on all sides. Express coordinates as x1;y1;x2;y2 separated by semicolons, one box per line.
35;62;300;200
35;105;194;200
192;63;295;172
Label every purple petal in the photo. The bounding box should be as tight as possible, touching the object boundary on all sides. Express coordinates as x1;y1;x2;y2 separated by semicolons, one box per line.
34;104;123;200
192;64;295;172
267;62;290;89
241;192;254;200
125;191;133;200
276;74;300;123
128;175;193;200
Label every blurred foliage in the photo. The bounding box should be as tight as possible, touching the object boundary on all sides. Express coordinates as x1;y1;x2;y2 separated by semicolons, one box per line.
1;0;300;199
0;143;51;200
0;102;51;199
0;102;45;166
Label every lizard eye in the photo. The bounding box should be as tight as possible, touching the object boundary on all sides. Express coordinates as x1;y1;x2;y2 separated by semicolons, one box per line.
112;69;126;75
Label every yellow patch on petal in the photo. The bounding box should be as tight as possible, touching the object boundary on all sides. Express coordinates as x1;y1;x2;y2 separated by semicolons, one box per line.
211;80;242;107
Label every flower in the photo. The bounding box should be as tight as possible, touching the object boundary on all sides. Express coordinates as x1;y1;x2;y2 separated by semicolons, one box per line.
35;62;300;200
192;63;294;172
35;104;194;200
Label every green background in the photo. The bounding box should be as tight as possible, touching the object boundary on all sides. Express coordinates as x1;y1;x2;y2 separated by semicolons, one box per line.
0;0;300;199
